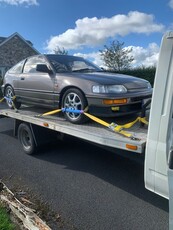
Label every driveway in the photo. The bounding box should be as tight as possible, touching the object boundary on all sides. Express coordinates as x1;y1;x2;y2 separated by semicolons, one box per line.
0;110;169;230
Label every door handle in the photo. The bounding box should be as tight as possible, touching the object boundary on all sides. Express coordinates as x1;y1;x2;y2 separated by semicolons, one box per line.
21;77;25;80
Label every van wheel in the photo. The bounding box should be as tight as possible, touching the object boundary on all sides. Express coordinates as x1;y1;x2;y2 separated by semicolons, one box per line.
18;123;36;155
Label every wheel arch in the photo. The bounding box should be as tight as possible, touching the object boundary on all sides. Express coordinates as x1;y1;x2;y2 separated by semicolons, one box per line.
59;86;87;107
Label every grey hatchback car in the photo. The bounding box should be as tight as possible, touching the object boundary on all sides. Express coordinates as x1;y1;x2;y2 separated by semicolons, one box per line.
2;54;152;124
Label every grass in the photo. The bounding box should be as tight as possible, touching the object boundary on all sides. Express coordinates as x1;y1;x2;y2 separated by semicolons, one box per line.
0;206;15;230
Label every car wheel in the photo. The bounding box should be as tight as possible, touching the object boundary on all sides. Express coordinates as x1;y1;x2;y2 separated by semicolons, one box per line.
5;85;21;109
18;123;36;155
62;88;89;124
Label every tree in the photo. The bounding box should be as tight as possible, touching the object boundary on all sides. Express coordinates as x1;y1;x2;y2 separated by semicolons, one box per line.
53;46;68;55
99;40;134;71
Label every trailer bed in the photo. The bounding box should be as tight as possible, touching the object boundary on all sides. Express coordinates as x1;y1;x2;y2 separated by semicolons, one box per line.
0;103;148;154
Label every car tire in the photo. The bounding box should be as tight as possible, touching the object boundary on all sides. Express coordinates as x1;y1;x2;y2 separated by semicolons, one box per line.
62;88;89;124
18;123;36;155
5;85;21;109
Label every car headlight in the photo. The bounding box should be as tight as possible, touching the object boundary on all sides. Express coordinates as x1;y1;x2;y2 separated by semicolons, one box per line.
92;85;127;94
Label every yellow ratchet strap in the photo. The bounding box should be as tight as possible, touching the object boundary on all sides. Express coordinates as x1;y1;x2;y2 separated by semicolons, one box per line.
84;112;133;138
10;96;17;110
84;112;148;138
84;112;110;128
35;107;148;139
115;116;149;129
0;97;4;103
36;108;62;117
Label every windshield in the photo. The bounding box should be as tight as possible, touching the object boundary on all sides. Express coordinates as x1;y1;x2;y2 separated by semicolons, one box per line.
46;55;101;73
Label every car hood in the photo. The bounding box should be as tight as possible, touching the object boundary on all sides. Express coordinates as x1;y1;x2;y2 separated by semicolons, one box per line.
69;71;149;90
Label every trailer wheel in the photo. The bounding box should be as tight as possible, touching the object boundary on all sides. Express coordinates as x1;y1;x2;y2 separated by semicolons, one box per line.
18;123;36;155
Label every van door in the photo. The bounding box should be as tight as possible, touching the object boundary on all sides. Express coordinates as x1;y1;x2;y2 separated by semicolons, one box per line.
145;31;173;199
168;157;173;229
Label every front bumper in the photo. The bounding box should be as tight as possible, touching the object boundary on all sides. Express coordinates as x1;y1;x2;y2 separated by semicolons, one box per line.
87;94;152;117
88;102;143;117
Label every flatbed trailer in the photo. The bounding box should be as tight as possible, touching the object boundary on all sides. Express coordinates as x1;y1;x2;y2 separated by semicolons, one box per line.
0;103;148;155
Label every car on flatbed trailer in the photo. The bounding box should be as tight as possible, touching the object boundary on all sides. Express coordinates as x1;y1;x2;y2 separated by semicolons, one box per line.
1;54;152;124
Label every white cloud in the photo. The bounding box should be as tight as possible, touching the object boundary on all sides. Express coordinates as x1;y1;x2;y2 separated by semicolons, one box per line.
130;43;160;67
0;0;39;6
169;0;173;8
46;11;164;52
74;43;160;68
74;52;103;67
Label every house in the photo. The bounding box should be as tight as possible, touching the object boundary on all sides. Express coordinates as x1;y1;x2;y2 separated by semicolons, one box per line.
0;32;40;78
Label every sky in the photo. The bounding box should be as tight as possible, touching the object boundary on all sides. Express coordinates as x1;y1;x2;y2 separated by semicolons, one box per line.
0;0;173;67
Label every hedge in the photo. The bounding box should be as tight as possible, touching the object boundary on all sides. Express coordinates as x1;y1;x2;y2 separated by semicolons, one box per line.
110;66;156;87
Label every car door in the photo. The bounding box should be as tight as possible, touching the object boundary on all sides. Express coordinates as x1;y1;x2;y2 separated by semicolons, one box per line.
18;55;55;107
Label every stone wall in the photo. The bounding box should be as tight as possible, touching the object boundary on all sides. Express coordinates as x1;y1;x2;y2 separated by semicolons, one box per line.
0;34;39;67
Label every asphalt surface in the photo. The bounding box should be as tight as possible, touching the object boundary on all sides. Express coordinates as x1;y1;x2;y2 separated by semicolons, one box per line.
0;112;169;230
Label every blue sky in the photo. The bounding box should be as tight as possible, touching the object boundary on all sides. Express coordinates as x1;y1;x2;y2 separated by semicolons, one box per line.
0;0;173;67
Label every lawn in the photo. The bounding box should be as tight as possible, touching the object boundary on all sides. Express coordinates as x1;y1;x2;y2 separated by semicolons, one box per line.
0;205;15;230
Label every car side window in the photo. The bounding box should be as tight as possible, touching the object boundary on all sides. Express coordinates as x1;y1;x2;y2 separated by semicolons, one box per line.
23;56;47;74
8;60;25;74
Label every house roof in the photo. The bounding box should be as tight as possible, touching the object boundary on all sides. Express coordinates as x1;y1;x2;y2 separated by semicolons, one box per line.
0;37;6;44
0;32;40;54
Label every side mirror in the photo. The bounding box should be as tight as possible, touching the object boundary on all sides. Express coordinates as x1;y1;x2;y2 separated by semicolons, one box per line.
36;64;53;74
100;67;105;71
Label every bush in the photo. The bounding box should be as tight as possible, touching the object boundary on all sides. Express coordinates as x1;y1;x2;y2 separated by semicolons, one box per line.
110;66;156;87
